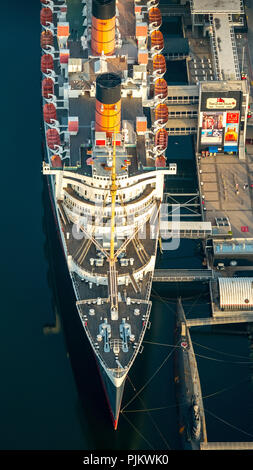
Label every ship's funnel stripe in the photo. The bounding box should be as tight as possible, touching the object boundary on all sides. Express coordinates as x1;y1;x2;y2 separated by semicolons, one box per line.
95;109;121;120
95;122;121;131
91;19;116;34
91;36;115;45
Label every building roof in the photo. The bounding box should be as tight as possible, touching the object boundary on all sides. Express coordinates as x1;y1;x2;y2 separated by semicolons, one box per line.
191;0;241;14
219;277;253;309
212;14;239;80
200;80;246;93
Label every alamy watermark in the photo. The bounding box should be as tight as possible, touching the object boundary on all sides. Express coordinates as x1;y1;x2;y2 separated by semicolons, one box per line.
72;202;181;251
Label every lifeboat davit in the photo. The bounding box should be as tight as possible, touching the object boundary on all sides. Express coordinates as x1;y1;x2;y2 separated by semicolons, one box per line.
51;155;62;168
155;103;168;124
151;30;164;50
42;77;54;98
43;103;57;124
46;128;60;150
155;78;167;98
155;129;168;150
149;8;162;27
153;54;166;75
40;30;54;49
40;7;53;26
41;54;54;74
155;156;166;167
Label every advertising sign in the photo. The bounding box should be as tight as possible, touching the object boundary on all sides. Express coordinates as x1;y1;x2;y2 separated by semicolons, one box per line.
206;97;237;109
200;91;242;112
200;111;224;145
224;111;239;147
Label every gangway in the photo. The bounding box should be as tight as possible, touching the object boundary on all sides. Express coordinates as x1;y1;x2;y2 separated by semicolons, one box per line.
187;313;253;327
153;269;213;282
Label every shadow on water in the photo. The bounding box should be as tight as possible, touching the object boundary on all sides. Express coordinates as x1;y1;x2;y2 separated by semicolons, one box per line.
42;176;114;448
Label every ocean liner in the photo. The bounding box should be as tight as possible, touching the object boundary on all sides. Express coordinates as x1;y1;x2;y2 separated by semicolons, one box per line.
41;0;176;429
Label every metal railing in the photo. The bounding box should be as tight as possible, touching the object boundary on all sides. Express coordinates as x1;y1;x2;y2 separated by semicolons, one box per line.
208;15;222;80
228;14;241;80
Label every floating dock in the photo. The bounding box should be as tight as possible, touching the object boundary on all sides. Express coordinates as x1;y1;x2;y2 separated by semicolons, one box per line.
175;298;207;450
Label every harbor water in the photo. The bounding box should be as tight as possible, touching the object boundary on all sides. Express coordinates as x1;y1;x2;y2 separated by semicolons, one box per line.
0;0;252;450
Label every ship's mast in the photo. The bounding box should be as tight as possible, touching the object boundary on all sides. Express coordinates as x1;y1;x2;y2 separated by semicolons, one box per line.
110;133;117;262
94;72;121;319
109;133;119;319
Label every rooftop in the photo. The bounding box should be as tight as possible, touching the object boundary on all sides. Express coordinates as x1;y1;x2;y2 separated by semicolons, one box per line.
200;80;247;93
199;154;253;239
211;14;239;80
191;0;241;14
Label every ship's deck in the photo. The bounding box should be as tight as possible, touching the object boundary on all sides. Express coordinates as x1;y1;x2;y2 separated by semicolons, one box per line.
63;215;157;277
68;96;144;170
74;270;152;370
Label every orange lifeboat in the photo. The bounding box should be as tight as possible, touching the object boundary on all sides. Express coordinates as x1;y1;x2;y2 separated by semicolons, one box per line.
154;78;167;98
42;77;54;98
43;103;57;124
155;156;166;168
151;30;164;50
46;129;60;150
155;103;168;124
40;30;53;49
41;54;54;74
155;129;168;150
40;7;53;26
153;54;166;75
148;8;162;27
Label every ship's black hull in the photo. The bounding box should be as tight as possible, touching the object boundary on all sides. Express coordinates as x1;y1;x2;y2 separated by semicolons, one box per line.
97;362;126;430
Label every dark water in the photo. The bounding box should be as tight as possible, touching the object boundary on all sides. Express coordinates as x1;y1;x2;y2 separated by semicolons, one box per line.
0;1;252;451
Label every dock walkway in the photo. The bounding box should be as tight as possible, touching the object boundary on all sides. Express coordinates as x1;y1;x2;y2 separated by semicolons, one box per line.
153;269;213;282
187;313;253;327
